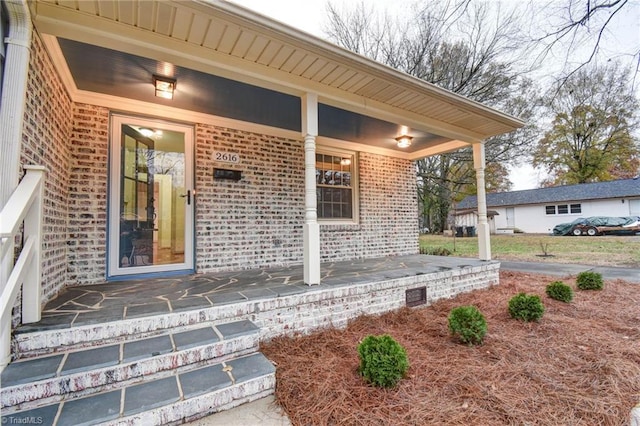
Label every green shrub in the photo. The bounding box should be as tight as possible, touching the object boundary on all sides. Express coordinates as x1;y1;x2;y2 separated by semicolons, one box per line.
546;281;574;303
448;306;487;345
508;293;545;322
357;334;409;388
576;271;604;290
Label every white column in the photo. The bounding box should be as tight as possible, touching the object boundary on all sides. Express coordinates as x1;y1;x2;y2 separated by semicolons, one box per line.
302;94;320;285
473;143;491;260
0;0;32;207
0;0;32;370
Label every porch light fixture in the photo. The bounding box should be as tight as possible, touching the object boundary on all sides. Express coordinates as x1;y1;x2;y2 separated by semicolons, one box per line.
153;75;176;99
138;128;155;138
395;135;412;149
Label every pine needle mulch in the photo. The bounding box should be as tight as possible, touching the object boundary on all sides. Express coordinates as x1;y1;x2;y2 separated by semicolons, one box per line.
260;271;640;425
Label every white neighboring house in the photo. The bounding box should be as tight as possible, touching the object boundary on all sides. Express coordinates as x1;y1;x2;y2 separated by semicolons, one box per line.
456;178;640;234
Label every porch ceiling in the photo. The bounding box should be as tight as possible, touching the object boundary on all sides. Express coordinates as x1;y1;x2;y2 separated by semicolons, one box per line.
30;0;524;159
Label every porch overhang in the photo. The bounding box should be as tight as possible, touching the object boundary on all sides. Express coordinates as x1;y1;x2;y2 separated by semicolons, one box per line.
29;0;524;160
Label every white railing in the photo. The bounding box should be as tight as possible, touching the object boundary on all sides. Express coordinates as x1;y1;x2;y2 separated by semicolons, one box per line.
0;166;45;369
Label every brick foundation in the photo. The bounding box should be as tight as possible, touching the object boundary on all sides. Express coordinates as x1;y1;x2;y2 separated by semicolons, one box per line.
14;262;500;355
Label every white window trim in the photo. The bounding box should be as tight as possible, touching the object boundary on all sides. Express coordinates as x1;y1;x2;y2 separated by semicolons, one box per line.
569;203;582;214
545;203;582;216
316;146;359;225
107;114;195;277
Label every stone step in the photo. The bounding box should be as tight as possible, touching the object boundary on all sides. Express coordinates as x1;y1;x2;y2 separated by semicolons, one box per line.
12;301;263;359
1;352;276;426
1;320;260;411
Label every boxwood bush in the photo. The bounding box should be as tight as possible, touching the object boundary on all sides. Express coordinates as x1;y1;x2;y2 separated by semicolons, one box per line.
576;271;604;290
448;305;487;345
508;293;545;322
357;334;409;388
546;281;573;303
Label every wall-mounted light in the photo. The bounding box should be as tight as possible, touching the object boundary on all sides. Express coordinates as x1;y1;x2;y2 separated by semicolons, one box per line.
153;75;176;99
395;135;413;149
138;128;155;137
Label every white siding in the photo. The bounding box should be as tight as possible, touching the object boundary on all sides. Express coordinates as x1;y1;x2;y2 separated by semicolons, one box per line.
458;198;638;234
489;198;634;233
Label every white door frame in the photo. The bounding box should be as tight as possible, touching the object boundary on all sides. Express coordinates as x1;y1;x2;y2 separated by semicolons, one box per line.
107;114;195;278
506;207;515;229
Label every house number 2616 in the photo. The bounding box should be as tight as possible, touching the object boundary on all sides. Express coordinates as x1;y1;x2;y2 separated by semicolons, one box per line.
214;151;240;163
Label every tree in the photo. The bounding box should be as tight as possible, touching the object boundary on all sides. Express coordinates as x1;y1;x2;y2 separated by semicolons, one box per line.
533;62;639;186
529;0;639;88
325;1;540;232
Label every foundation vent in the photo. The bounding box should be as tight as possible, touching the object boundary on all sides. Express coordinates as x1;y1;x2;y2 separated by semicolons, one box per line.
406;287;427;307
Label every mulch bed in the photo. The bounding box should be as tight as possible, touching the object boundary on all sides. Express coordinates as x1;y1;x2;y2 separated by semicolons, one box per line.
260;271;640;425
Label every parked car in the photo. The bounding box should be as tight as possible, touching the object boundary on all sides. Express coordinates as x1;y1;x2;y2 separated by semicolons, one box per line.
553;216;640;236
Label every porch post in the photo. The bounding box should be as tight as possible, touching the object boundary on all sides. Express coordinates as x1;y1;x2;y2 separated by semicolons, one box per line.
0;0;32;206
473;142;491;260
0;0;32;369
302;94;320;285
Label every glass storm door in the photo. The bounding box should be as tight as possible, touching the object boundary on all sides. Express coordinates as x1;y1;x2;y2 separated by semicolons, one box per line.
108;115;194;277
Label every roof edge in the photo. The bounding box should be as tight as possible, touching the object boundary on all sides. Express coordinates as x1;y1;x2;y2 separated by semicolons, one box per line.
196;0;526;131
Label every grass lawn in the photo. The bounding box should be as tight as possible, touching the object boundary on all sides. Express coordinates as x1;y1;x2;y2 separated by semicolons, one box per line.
420;233;640;268
263;271;640;425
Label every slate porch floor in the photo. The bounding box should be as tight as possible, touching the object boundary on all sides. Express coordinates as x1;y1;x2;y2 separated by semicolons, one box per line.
19;254;493;333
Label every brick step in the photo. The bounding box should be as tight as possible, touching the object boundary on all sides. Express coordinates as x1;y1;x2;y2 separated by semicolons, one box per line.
1;320;260;412
1;352;276;426
12;301;262;359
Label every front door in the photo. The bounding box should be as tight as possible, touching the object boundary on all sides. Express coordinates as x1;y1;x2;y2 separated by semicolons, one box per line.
108;115;194;277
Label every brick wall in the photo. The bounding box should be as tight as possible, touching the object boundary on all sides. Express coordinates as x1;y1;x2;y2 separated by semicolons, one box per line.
195;127;419;273
66;104;110;285
20;33;73;305
60;120;419;284
320;153;419;261
195;125;305;273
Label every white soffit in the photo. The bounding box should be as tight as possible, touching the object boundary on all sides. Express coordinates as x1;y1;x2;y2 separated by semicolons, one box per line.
30;0;524;146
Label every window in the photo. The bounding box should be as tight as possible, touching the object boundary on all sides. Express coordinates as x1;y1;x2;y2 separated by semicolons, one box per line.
316;149;357;222
545;203;582;215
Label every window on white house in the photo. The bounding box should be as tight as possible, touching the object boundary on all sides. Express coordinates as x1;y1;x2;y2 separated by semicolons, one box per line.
316;149;357;222
545;203;582;215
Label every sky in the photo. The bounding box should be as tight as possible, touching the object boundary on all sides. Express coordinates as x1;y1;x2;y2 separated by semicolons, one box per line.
227;0;640;190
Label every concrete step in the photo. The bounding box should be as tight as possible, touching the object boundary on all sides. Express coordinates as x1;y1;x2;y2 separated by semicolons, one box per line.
1;352;276;426
1;320;261;412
